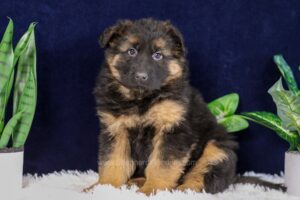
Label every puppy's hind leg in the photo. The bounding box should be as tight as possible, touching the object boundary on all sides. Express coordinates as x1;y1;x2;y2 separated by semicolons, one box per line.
177;140;237;193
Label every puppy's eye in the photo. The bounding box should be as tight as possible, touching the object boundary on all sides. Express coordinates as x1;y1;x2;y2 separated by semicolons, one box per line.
128;48;138;57
152;52;163;61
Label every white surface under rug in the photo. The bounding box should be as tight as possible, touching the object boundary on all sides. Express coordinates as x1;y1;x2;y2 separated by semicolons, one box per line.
7;170;300;200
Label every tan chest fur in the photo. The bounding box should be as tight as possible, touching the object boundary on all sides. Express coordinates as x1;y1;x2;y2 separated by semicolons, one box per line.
98;99;187;137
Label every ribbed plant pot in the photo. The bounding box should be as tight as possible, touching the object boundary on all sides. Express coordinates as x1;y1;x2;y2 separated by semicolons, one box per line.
0;147;24;197
285;151;300;197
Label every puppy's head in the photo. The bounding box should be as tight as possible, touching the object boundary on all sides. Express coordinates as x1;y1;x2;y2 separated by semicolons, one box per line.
100;18;187;91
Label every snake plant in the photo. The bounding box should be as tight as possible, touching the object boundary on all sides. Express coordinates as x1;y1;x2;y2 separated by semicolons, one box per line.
208;93;249;133
0;18;37;149
242;55;300;152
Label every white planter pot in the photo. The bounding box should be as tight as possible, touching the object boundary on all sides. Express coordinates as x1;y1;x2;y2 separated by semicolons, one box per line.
0;148;24;197
285;151;300;197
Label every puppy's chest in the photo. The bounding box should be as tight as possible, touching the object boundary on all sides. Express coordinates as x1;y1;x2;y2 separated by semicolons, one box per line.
99;99;186;137
99;99;187;176
128;125;155;159
128;125;156;176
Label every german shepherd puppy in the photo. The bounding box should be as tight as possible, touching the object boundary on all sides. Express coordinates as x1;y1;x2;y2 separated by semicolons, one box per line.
86;18;283;195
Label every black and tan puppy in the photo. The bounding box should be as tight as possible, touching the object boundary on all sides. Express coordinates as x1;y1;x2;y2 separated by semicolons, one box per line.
86;18;237;195
86;18;282;195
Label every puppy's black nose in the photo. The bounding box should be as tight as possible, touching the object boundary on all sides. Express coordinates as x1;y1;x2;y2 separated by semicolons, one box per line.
135;72;148;81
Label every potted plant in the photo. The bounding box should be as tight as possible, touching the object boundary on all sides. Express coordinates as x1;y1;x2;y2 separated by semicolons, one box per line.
0;18;37;196
242;55;300;196
208;93;249;133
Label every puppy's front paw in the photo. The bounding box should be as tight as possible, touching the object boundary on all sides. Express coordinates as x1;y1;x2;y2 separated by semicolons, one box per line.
138;185;157;196
127;177;146;188
177;183;203;192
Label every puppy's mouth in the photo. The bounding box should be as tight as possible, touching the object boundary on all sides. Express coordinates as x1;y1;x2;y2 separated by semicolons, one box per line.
123;82;160;97
135;81;150;89
130;84;151;92
121;80;156;91
133;83;160;92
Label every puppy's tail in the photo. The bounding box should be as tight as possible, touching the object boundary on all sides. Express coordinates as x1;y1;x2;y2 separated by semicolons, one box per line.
234;176;286;191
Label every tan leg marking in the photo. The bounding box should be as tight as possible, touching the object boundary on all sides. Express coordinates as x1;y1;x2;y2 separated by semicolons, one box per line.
177;140;228;192
98;132;135;187
137;100;188;195
138;137;191;195
95;112;138;188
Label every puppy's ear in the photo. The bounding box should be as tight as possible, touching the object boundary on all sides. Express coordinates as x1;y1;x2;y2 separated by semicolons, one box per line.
164;21;186;56
99;20;133;48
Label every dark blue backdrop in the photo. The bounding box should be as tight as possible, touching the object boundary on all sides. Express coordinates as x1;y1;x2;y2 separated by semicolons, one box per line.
1;0;299;174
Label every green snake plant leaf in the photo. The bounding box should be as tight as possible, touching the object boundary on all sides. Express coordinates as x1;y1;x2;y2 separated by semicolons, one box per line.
219;115;249;133
13;71;36;147
13;23;37;67
241;111;299;150
12;27;37;148
0;19;14;128
13;23;37;114
273;55;299;96
0;111;23;148
208;93;239;121
268;78;300;133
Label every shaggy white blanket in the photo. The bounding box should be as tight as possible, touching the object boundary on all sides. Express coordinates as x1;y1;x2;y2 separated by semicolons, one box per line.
8;170;299;200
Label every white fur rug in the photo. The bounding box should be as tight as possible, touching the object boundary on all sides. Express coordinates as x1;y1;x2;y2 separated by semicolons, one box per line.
8;170;299;200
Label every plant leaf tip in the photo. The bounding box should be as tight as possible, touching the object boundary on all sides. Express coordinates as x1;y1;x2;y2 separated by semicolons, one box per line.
6;16;13;21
